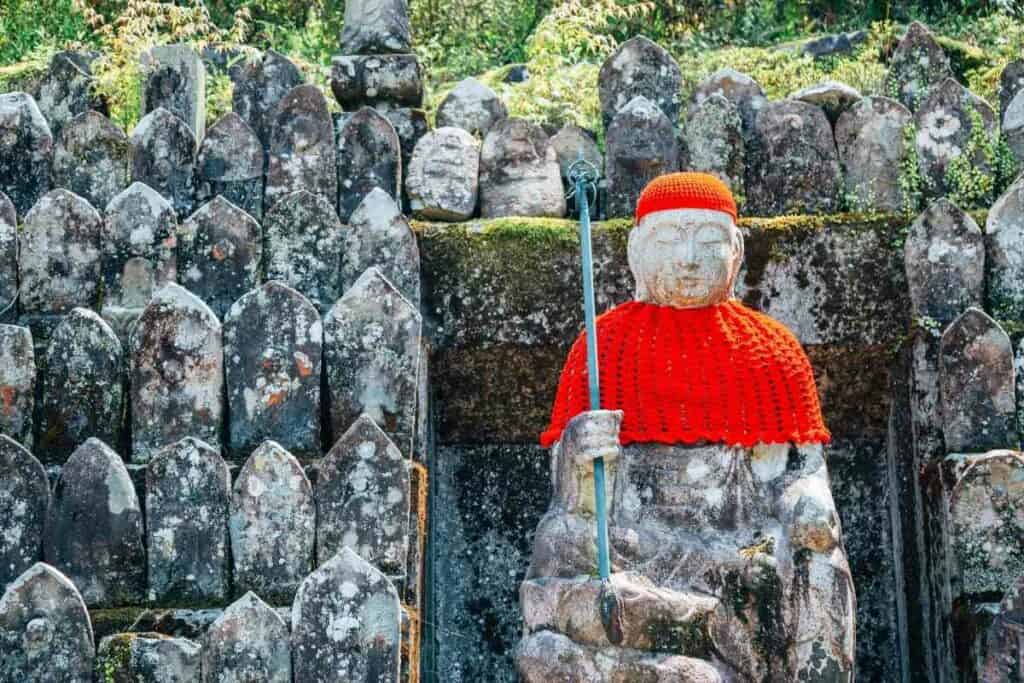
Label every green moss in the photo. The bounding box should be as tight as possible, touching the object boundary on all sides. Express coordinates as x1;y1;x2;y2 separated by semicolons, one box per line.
95;632;135;683
644;611;710;657
88;607;147;641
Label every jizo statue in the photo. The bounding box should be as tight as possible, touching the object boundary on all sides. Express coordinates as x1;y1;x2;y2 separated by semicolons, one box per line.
516;173;856;682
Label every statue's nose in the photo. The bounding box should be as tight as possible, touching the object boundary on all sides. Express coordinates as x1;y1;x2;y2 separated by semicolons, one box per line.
674;237;699;268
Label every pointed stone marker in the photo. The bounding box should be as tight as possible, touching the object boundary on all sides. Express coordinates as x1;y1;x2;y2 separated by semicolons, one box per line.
436;77;508;137
342;187;420;308
340;0;412;54
265;85;337;210
835;96;912;212
985;174;1024;321
44;438;145;607
96;632;201;681
37;308;123;463
179;195;262;319
948;451;1024;595
52;110;128;213
0;436;49;588
146;437;231;604
681;93;744;194
0;92;53;216
904;198;984;323
939;309;1017;452
0;192;15;322
35;51;105;138
291;547;401;683
202;591;291;683
316;415;410;575
598;36;682;130
129;107;197;217
479;117;565;218
745;99;840;215
141;44;207;141
335;106;402;223
195;112;265;219
130;284;224;462
885;21;953;112
405;126;479;221
914;78;997;197
0;563;94;681
690;68;767;141
232;49;304;151
224;281;322;460
230;440;314;604
263;190;345;312
0;325;35;449
101;181;179;341
18;189;102;316
324;268;421;456
605;96;678;218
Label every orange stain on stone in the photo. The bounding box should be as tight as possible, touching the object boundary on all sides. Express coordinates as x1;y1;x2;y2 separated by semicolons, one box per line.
0;386;14;416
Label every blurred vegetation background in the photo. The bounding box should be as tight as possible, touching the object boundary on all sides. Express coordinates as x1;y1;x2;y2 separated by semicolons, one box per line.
1;0;1023;136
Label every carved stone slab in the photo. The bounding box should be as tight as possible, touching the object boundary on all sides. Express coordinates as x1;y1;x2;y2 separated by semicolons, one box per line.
18;189;102;315
479;117;565;218
232;49;304;151
263;189;345;312
605;95;678;218
885;21;953;112
986;174;1024;321
914;77;997;197
96;632;201;681
340;0;412;54
939;309;1017;452
202;591;291;683
598;35;682;130
195;112;264;219
436;78;508;137
130;284;224;462
179;195;262;319
904;198;984;324
835;96;912;213
746;99;840;215
324;268;421;456
129;107;197;218
141;44;207;141
291;547;401;682
0;437;49;588
405;126;479;221
0;325;36;449
37;308;123;463
335;106;402;223
230;440;314;604
101;181;178;341
0;563;94;681
146;437;231;604
316;415;410;575
44;438;145;607
35;51;105;138
343;187;420;308
681;93;744;194
690;68;767;140
224;281;322;460
948;451;1024;595
0;192;14;322
330;54;423;110
52;110;128;212
265;85;337;210
0;92;53;216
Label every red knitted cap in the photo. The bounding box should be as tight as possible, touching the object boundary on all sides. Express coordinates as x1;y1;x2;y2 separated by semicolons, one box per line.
634;172;738;225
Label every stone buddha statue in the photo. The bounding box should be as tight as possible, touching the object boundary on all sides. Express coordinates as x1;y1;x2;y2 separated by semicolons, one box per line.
516;172;856;682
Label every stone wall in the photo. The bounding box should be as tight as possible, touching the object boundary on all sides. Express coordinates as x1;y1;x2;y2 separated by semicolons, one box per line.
1;17;1024;683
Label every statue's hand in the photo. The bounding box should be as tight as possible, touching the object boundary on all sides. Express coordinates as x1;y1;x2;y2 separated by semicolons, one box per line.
562;409;624;466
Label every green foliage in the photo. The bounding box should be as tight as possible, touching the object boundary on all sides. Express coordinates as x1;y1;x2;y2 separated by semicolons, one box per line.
897;121;925;217
0;0;92;65
945;105;1019;208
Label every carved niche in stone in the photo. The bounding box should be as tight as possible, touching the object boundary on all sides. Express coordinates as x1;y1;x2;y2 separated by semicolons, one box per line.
516;172;856;682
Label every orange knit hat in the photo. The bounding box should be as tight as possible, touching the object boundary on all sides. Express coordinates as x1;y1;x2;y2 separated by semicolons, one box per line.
634;172;738;225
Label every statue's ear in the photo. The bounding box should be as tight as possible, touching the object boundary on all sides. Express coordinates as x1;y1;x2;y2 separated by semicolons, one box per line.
729;223;745;288
626;227;648;300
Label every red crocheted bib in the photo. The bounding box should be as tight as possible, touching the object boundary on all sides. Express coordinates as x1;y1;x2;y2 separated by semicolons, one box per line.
539;299;830;448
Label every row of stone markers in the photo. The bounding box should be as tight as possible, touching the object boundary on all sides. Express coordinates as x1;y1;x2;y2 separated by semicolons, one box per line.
0;426;409;606
888;180;1024;679
1;552;403;681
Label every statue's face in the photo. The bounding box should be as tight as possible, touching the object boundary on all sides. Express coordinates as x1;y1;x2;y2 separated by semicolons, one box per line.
628;208;743;308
